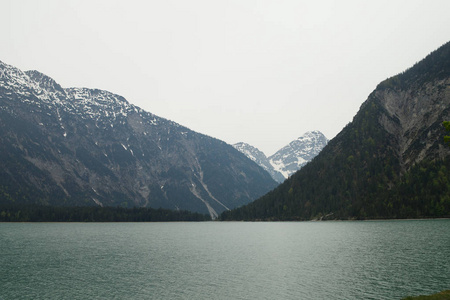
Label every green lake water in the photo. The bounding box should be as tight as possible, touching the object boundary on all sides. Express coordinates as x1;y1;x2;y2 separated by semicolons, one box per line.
1;220;449;299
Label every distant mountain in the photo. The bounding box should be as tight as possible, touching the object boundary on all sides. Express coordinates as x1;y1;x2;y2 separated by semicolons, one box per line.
0;61;277;219
222;41;450;221
233;131;328;182
233;142;285;182
268;131;328;179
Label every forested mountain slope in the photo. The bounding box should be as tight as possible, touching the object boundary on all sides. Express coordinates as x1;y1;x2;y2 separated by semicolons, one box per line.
221;41;450;220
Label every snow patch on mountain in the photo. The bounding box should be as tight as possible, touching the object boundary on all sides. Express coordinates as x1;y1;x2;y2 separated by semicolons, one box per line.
234;131;328;182
233;142;285;183
0;59;277;218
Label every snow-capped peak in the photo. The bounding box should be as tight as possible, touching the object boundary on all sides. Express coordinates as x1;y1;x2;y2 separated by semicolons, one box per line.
234;131;328;182
268;131;328;179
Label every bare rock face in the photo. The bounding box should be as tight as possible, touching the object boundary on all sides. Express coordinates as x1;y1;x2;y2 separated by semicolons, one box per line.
376;78;450;171
0;61;277;218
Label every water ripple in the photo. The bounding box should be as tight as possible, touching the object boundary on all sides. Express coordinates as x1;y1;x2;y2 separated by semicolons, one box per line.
1;220;449;299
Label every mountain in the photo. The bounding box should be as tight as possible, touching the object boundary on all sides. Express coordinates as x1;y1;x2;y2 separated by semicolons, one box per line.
233;131;328;182
233;142;285;182
0;61;277;219
221;41;450;221
268;131;328;179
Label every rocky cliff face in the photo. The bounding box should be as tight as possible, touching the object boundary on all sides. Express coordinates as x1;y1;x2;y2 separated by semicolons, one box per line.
0;61;277;218
376;78;450;171
233;131;328;182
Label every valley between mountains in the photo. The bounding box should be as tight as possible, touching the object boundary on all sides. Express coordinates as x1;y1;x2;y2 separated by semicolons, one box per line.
2;41;450;221
221;41;450;221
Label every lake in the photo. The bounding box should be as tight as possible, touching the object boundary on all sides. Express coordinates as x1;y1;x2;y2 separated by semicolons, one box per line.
1;220;449;299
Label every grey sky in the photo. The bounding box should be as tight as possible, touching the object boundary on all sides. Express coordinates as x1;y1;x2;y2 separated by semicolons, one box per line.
2;0;450;155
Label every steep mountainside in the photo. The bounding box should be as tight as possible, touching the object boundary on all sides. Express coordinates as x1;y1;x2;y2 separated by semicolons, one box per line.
0;61;277;218
233;131;328;182
221;41;450;221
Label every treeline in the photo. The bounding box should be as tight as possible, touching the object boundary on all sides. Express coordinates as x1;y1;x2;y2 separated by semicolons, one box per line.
220;158;450;221
378;40;450;90
0;204;211;222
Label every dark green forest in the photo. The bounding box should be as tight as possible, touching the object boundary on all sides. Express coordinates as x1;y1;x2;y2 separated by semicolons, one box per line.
0;204;211;222
220;157;450;221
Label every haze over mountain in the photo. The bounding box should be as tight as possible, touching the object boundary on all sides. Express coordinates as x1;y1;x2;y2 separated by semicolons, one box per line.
234;131;328;182
0;60;277;219
221;41;450;221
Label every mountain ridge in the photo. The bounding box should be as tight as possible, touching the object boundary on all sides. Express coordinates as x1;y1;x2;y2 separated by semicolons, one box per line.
233;131;328;182
0;60;277;218
233;142;286;183
268;130;328;179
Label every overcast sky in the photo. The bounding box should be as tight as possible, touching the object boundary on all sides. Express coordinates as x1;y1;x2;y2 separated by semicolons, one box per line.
1;0;450;155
